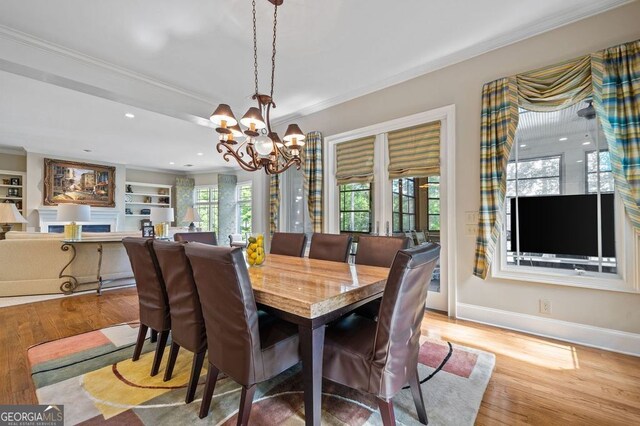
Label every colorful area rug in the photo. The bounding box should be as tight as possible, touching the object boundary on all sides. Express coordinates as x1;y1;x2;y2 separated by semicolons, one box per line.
29;323;495;425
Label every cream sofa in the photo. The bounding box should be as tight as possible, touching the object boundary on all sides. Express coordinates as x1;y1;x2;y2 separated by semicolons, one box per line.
0;231;139;296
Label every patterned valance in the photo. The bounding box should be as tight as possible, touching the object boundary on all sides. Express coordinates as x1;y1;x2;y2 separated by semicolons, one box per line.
387;121;441;179
517;55;592;112
335;136;375;185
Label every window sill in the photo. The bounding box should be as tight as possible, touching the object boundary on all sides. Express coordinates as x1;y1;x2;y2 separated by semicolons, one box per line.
492;265;639;294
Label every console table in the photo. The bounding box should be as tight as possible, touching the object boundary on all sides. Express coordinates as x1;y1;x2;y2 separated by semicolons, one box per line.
59;239;130;295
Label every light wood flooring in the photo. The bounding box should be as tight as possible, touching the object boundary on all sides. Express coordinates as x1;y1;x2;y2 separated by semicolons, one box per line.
1;288;639;424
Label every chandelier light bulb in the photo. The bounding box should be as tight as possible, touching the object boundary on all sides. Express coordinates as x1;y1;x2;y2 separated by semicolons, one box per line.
253;134;274;156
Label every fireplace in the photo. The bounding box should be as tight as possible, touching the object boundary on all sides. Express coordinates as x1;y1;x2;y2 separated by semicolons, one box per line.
37;208;120;233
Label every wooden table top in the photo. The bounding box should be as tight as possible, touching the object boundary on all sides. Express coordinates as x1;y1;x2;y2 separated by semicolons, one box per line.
247;254;390;319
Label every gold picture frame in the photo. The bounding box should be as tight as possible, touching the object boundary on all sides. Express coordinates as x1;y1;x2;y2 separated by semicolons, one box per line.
43;158;116;207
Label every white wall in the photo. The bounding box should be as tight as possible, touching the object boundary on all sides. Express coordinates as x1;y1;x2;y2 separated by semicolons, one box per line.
293;2;640;335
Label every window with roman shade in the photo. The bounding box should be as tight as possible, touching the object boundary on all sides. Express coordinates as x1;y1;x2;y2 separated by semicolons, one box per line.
335;136;375;185
387;121;441;179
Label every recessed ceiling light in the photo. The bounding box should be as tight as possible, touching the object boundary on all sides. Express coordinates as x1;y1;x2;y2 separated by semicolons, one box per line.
520;144;527;148
559;137;568;141
124;113;135;119
582;141;591;145
197;152;204;156
576;160;584;163
184;164;194;167
83;149;92;153
169;161;175;165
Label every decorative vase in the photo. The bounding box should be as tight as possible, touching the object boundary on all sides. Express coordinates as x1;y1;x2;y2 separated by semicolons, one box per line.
246;233;265;266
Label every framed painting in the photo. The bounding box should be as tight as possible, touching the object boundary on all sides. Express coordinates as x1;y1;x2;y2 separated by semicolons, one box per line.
43;158;116;207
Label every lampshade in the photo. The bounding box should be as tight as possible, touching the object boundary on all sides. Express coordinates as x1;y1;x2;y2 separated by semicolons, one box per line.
56;204;91;222
150;207;174;223
229;124;244;138
269;132;284;148
0;204;27;224
209;104;238;127
182;207;201;223
240;107;267;132
283;124;305;146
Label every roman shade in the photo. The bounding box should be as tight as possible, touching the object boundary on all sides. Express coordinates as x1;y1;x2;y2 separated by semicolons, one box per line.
335;136;375;185
387;121;441;179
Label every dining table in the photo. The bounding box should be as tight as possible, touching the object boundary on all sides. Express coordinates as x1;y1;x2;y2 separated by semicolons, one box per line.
246;253;390;426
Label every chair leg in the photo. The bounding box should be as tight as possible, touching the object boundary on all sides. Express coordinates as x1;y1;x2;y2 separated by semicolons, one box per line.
132;324;148;361
409;368;428;424
150;329;158;343
377;397;396;426
185;351;206;404
199;363;220;419
163;342;180;382
150;330;169;376
237;385;256;426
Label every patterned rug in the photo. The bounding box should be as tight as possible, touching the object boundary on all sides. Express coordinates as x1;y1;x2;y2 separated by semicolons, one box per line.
28;323;495;425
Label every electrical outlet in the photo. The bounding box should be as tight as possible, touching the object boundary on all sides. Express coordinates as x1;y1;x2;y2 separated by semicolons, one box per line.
465;224;478;237
539;299;552;314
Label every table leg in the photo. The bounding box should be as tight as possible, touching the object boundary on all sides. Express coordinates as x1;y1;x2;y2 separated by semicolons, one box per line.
96;243;104;296
299;324;325;426
59;243;79;294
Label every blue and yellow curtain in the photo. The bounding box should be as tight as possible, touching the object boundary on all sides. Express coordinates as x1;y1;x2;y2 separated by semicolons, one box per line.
474;39;640;279
269;174;279;237
304;131;324;233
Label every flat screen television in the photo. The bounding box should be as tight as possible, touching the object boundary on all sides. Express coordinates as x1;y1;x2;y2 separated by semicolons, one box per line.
510;194;615;258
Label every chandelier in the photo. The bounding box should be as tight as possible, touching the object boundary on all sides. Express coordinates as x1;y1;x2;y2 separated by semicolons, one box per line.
209;0;305;175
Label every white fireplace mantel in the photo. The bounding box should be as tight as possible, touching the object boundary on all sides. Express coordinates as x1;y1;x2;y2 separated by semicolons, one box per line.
37;207;120;232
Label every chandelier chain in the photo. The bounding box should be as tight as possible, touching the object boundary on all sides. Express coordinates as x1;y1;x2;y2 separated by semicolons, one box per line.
270;2;278;98
252;0;259;95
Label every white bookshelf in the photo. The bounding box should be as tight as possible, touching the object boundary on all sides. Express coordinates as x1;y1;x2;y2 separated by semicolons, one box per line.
124;181;172;231
0;169;26;231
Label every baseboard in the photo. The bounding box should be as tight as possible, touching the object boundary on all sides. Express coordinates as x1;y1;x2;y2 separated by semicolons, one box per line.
456;303;640;357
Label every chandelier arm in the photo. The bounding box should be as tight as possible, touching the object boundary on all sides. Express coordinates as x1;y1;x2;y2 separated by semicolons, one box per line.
252;0;259;95
270;2;278;98
217;142;260;171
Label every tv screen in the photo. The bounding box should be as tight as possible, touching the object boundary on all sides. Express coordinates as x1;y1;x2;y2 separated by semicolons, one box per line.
510;194;615;258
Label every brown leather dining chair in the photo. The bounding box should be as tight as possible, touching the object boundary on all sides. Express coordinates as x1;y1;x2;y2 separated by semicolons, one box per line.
122;237;171;377
185;243;301;423
308;233;353;262
152;240;207;404
353;235;413;320
174;231;217;245
355;235;412;267
270;232;307;257
322;243;441;425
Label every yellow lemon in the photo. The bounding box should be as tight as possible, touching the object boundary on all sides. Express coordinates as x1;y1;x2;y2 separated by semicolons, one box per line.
248;257;255;265
256;255;264;265
249;243;258;251
250;252;258;259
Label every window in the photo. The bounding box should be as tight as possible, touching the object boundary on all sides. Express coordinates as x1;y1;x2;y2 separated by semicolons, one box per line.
502;102;617;277
426;176;441;231
506;156;561;197
586;150;614;193
339;183;372;233
392;178;416;232
194;185;218;233
237;182;252;235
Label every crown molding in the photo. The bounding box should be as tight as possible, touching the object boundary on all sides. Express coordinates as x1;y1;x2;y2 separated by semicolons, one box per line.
0;24;214;105
272;0;633;127
0;146;26;156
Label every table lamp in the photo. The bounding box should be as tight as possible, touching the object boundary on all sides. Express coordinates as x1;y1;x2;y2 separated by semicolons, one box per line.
150;207;174;238
0;203;27;240
56;204;91;241
182;207;201;232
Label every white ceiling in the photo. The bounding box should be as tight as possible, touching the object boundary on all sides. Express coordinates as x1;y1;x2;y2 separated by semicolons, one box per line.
0;0;630;172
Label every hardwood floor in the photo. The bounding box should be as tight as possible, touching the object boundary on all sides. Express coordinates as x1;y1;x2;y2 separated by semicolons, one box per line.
1;288;639;424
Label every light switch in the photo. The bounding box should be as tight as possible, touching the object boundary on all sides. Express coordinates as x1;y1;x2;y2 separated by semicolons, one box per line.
465;211;478;224
465;224;478;237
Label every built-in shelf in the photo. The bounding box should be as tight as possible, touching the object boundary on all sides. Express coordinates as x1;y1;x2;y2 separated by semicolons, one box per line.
124;181;173;231
125;202;171;206
0;169;26;232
